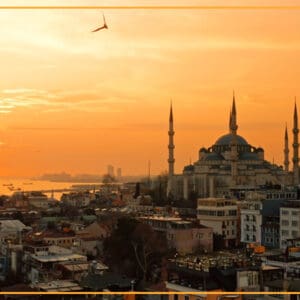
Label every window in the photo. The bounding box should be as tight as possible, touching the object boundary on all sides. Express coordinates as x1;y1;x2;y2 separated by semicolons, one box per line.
282;210;289;215
281;230;289;236
292;221;298;227
232;221;235;225
232;230;235;235
184;296;189;300
292;211;299;216
292;231;299;238
282;220;289;226
174;295;178;300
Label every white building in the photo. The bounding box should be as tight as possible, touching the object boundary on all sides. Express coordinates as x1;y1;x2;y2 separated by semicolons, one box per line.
197;197;238;247
280;201;300;249
240;200;262;244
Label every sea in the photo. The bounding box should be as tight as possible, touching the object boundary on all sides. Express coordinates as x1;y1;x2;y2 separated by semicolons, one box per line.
0;179;103;200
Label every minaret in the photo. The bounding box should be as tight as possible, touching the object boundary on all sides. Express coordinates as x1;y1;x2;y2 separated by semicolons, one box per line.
167;102;175;197
229;109;232;132
230;92;238;185
230;92;238;135
284;124;289;172
293;100;299;185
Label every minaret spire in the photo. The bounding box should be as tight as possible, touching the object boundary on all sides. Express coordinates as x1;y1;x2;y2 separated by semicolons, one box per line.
230;91;238;135
167;101;175;197
293;98;299;185
230;92;238;185
284;123;289;172
229;109;232;133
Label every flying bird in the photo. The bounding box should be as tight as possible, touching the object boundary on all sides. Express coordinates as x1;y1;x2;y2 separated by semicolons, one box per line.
92;14;108;32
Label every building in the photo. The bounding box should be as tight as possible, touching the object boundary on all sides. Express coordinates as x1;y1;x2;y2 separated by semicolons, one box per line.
240;190;291;246
236;265;283;292
240;199;262;245
197;197;238;247
261;217;280;249
167;96;297;201
107;165;114;177
61;191;94;207
117;168;122;180
280;200;300;249
140;216;213;254
22;242;87;283
0;219;31;245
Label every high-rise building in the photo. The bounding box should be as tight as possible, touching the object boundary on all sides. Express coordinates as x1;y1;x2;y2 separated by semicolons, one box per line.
107;165;114;177
117;168;122;179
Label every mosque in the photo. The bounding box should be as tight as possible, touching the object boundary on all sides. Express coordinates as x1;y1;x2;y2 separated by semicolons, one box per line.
167;95;298;200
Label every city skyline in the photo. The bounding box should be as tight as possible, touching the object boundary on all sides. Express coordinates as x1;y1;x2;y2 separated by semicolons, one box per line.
1;0;300;177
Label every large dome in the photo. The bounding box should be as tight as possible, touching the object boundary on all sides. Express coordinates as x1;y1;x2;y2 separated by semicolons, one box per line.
215;133;249;146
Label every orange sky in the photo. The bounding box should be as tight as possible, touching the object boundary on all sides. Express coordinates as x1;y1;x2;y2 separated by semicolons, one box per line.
1;0;300;177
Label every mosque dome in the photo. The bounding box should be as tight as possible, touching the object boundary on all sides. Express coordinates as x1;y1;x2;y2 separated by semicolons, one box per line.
215;133;249;146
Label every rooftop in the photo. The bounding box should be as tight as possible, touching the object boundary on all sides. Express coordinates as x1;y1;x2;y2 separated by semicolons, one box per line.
35;280;83;292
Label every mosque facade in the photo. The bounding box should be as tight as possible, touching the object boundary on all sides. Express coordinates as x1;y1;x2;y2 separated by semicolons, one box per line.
167;96;298;200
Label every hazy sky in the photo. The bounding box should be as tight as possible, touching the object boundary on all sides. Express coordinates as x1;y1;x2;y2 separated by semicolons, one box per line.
1;0;300;177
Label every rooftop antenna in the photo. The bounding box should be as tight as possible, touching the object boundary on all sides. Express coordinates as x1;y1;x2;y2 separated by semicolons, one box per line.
148;160;151;187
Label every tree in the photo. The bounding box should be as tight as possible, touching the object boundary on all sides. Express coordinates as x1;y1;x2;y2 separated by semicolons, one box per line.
11;211;23;222
149;171;168;205
213;233;225;251
131;223;167;282
47;221;57;230
103;217;168;284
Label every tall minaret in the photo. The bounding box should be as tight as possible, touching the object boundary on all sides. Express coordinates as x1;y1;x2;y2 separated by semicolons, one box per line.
167;102;175;197
230;92;238;135
293;100;299;185
230;92;238;185
284;124;289;172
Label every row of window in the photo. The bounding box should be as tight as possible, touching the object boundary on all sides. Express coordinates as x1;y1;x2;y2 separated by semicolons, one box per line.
197;210;237;216
46;238;74;245
281;230;299;237
245;225;256;232
244;215;257;222
245;235;256;242
264;237;279;243
222;220;235;226
281;220;298;227
222;230;235;236
281;210;299;216
266;193;296;199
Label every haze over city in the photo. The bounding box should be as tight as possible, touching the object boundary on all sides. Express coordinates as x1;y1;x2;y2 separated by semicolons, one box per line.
1;0;300;177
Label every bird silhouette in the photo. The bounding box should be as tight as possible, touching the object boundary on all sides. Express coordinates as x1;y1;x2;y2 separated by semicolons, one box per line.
92;14;108;32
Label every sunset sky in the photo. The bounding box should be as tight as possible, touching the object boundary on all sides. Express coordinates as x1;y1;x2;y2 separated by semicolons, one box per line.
1;0;300;177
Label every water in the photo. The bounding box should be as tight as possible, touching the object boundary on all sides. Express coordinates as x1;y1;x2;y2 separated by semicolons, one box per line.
0;179;102;200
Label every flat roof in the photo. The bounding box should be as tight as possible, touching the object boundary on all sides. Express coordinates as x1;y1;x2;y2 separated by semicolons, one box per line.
36;280;83;292
32;253;86;263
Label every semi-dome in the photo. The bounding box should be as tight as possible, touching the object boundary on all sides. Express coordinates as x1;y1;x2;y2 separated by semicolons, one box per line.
184;164;195;172
204;153;223;161
240;152;259;160
215;133;249;146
